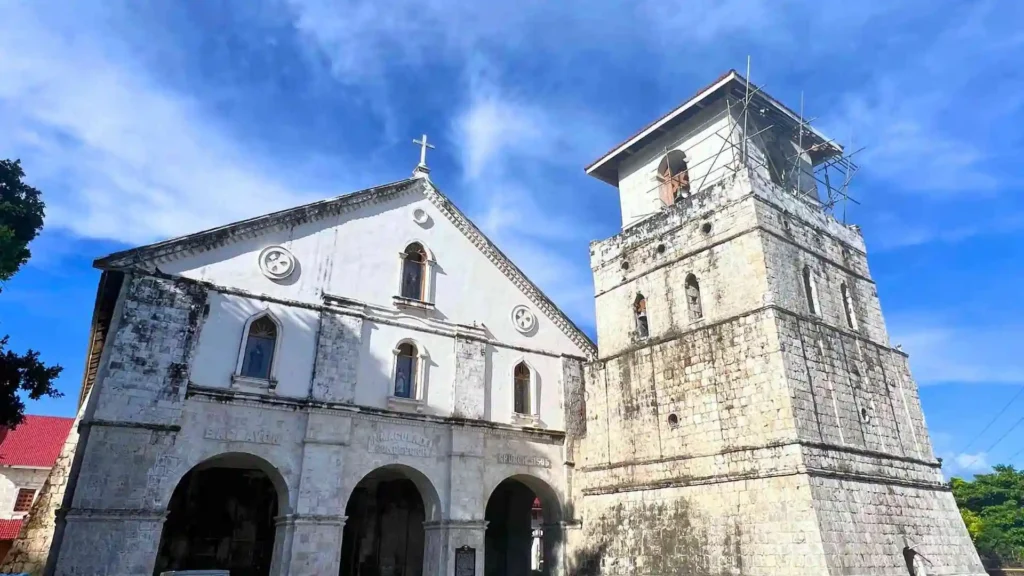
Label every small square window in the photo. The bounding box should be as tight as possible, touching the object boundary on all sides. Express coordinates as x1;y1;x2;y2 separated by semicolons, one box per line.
14;488;36;512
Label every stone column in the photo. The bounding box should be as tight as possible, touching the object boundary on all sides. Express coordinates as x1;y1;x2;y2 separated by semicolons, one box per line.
542;522;576;576
53;508;167;576
279;514;346;576
423;519;488;576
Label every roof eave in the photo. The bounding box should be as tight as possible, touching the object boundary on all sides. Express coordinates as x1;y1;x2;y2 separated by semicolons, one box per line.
584;71;739;185
584;71;845;186
94;178;422;271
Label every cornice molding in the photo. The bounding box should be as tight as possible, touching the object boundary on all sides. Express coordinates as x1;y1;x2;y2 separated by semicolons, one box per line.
420;180;597;359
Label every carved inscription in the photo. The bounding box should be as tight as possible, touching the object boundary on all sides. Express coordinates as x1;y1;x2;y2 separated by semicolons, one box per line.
496;453;551;468
369;430;435;457
204;427;282;446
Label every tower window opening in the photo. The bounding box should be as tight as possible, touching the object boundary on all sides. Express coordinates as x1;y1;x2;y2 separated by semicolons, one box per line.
633;294;649;339
803;265;819;316
657;150;690;206
841;282;858;330
685;274;703;321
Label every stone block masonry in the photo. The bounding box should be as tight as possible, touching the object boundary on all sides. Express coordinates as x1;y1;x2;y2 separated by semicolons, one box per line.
569;170;985;575
311;310;363;403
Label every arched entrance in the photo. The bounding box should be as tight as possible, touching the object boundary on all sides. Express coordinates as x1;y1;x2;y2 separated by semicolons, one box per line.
485;476;562;576
154;453;286;576
340;465;440;576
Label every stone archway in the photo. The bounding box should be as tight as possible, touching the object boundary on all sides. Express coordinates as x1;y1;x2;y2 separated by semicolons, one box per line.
153;452;287;576
340;464;441;576
484;475;563;576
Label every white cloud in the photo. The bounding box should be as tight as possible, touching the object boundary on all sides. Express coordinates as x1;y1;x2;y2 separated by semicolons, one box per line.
0;3;322;246
939;451;991;478
890;319;1024;385
449;68;608;330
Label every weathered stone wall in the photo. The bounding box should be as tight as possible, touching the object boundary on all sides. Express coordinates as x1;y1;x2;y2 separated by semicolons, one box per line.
580;310;791;471
311;310;363;403
0;404;86;575
568;475;829;575
452;336;486;419
575;169;985;574
92;275;207;426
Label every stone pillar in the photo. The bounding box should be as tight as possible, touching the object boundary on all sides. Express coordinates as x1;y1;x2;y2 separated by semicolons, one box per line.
311;311;362;403
53;508;166;576
542;522;574;576
452;336;486;419
424;520;488;576
279;514;346;576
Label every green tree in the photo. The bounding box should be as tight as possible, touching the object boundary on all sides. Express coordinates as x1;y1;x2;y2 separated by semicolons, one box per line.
952;465;1024;568
0;159;62;428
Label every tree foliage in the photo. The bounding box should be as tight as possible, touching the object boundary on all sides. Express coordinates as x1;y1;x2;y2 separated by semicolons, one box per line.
0;159;62;428
952;465;1024;567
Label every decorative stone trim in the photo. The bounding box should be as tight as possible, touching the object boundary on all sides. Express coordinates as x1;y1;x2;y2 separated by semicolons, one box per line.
275;514;347;527
64;508;167;522
420;180;597;358
387;395;425;414
512;413;541;427
96;179;421;270
392;295;436;311
230;373;277;393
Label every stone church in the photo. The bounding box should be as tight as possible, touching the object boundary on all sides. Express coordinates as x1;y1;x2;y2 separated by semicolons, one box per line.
3;71;985;576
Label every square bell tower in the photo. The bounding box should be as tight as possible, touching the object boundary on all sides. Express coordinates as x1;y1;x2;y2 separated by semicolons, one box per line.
566;70;985;576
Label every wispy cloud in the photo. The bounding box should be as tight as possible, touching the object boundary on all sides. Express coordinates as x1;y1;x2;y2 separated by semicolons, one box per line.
0;3;322;246
890;318;1024;386
449;65;608;329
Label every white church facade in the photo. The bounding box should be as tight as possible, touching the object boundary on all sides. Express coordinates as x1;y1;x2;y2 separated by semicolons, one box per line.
11;71;985;576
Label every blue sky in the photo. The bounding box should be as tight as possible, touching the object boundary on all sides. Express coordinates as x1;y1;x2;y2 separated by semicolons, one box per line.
1;0;1022;478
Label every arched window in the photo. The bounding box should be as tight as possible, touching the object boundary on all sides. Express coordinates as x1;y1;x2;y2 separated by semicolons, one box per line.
400;243;427;300
803;265;819;315
634;294;649;339
685;274;703;321
841;282;858;329
513;362;531;415
657;150;690;206
240;315;277;380
394;342;418;398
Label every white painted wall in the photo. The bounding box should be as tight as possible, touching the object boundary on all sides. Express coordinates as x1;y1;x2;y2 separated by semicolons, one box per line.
0;468;49;520
169;186;581;429
616;99;739;229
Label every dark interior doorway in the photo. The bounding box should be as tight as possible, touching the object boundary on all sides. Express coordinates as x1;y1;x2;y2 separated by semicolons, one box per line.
485;479;546;576
340;468;427;576
154;462;279;576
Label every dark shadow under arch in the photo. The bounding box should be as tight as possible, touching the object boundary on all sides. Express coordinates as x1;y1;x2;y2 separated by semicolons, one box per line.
485;474;564;576
154;452;288;576
339;464;442;576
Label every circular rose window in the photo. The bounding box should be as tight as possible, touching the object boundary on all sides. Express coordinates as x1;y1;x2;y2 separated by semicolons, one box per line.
259;246;296;280
511;305;537;334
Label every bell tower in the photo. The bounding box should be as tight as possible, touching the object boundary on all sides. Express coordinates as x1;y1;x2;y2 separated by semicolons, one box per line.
567;71;985;575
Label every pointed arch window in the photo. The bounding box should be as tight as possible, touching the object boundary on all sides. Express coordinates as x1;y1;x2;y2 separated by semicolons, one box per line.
841;282;858;330
394;342;418;399
634;294;649;339
240;315;277;380
685;274;703;321
514;362;531;415
657;150;690;205
400;243;427;300
803;265;819;316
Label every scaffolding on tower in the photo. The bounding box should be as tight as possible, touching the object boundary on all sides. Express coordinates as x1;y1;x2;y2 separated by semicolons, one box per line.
628;57;865;224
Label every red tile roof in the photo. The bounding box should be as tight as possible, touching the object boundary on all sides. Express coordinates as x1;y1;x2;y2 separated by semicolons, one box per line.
0;518;23;540
0;415;74;468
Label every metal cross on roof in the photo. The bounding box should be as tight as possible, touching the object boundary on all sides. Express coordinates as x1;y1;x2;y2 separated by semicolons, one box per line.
413;134;435;173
